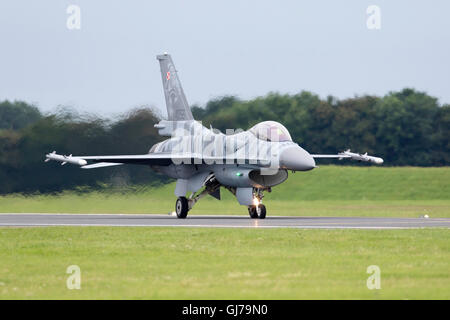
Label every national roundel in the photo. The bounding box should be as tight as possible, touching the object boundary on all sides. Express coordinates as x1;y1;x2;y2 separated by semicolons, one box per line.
166;72;171;80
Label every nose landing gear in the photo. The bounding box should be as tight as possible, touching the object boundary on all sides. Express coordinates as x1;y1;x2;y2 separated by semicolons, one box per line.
248;204;266;219
248;188;266;219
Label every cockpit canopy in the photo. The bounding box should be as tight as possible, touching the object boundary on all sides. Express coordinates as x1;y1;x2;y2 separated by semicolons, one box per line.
249;121;293;142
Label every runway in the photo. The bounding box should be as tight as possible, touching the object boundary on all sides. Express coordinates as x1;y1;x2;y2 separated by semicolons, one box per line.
0;213;449;229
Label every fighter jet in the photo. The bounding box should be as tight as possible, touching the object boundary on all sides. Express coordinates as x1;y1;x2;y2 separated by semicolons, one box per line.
45;53;383;219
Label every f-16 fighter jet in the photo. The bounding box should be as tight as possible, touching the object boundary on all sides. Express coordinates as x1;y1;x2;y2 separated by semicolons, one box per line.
46;53;383;219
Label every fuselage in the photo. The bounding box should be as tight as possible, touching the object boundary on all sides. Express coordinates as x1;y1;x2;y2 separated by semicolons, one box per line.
149;120;315;189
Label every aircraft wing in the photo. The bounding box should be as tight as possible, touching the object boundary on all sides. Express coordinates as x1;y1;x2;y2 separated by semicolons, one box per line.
311;154;351;158
311;150;383;164
45;151;271;169
77;154;180;166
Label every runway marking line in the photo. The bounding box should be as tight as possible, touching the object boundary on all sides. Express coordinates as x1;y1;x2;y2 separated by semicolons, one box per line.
0;223;439;229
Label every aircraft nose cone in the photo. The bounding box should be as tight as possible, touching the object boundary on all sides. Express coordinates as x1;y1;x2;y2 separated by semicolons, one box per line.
279;146;315;171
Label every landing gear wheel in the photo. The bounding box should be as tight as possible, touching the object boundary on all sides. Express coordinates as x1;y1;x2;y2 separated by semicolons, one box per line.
256;204;266;219
248;204;266;219
248;206;258;219
175;197;189;219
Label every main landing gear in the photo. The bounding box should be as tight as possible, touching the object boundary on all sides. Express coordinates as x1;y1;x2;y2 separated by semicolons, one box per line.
175;196;189;219
175;174;220;219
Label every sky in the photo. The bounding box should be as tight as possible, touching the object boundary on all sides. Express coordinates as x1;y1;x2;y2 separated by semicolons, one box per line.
0;0;449;118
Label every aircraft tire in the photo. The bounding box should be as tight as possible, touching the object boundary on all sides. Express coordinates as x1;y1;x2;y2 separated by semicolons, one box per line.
257;204;266;219
175;197;189;218
248;206;258;219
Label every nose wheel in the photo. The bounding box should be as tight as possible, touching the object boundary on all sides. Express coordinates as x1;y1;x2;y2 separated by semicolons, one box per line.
248;204;266;219
175;197;189;218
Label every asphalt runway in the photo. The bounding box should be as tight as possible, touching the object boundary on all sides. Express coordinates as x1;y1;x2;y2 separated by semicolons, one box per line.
0;213;449;229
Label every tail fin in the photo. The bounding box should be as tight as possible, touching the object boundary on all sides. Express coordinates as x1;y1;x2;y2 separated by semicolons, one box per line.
156;53;194;121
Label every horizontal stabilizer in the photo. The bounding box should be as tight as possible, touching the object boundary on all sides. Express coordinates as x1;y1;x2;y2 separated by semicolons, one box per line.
81;162;124;169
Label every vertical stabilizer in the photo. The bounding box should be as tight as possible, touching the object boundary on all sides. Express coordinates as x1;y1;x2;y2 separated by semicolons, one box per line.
156;53;194;121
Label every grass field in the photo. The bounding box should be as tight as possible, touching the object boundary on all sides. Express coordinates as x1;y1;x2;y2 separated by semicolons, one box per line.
0;227;448;299
1;166;449;218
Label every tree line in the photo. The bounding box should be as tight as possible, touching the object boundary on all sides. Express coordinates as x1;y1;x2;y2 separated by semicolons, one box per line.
0;104;165;193
192;88;449;167
0;88;448;193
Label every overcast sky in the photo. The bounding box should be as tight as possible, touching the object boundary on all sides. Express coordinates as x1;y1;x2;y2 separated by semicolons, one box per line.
0;0;449;117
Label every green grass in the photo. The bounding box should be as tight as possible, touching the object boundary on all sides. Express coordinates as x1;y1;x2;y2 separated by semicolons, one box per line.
1;166;449;217
0;227;448;299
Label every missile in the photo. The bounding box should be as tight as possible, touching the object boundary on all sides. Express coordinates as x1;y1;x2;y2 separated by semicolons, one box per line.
45;151;87;166
339;150;384;164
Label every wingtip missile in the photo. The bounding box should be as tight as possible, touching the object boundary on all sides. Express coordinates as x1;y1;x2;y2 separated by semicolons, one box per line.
45;152;87;166
339;150;384;164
